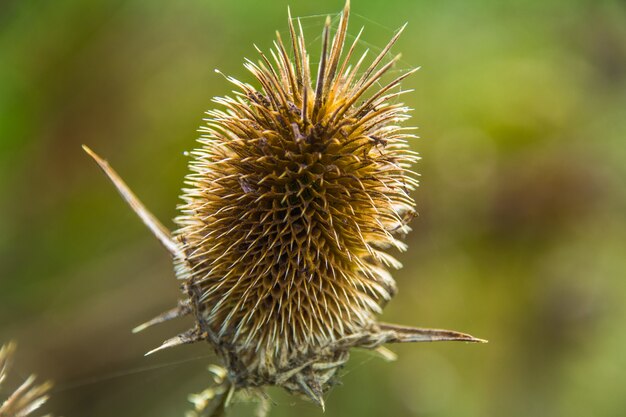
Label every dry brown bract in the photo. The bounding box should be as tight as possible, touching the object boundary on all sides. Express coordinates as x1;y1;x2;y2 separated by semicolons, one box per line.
0;342;52;417
84;0;484;414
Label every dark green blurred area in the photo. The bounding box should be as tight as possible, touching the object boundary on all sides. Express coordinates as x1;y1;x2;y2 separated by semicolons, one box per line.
1;0;626;416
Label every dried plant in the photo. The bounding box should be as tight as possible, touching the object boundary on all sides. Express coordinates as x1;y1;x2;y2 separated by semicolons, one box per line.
84;0;484;414
0;342;53;417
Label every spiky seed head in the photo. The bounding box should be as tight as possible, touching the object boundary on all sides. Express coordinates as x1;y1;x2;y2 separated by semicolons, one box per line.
175;0;418;400
83;0;485;411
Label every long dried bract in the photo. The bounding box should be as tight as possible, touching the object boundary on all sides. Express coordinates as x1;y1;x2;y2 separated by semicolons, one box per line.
0;342;53;417
84;0;485;413
81;145;184;260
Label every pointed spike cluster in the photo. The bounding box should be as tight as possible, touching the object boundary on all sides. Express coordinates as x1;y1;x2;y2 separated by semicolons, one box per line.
0;342;54;417
167;0;449;405
175;0;419;359
84;0;485;410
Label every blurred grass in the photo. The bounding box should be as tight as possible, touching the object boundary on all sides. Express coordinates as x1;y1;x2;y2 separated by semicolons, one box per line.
1;0;626;416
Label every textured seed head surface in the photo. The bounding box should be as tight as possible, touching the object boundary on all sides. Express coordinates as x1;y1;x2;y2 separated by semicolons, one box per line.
84;1;484;411
173;1;419;399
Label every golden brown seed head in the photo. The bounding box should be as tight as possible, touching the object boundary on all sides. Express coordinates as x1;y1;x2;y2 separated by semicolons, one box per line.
173;1;422;404
176;5;417;350
83;1;485;412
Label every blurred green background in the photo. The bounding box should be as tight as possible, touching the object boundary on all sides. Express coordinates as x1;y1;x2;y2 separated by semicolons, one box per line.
1;0;626;416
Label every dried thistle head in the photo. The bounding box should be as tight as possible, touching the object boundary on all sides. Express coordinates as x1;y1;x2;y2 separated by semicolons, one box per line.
176;4;417;357
84;0;484;413
0;342;53;417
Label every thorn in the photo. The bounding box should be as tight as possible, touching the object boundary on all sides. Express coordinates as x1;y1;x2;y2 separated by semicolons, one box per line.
145;328;204;356
82;145;184;260
378;322;487;344
296;374;325;411
132;300;192;333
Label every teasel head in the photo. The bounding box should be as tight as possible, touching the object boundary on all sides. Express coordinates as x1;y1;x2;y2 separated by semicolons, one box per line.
84;0;485;413
0;342;53;417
